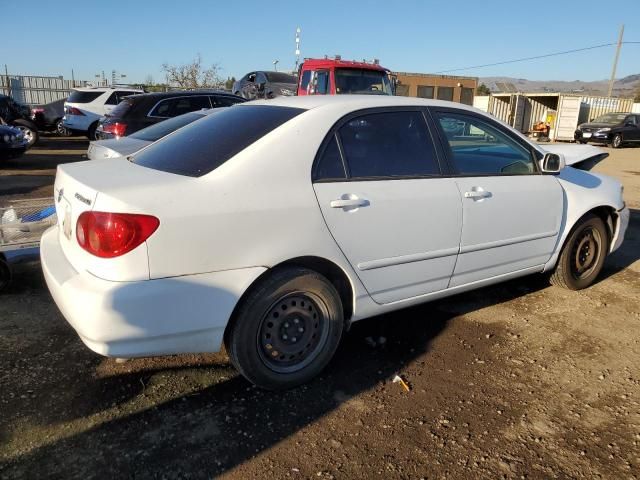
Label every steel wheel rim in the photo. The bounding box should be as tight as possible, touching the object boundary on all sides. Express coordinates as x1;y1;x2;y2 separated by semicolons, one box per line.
256;292;330;374
570;226;602;280
16;126;34;144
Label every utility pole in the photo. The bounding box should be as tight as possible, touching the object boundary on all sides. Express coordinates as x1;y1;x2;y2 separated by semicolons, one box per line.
294;27;301;73
608;24;624;97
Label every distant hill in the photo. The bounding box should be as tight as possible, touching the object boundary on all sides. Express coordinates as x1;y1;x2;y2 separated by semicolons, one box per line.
479;74;639;98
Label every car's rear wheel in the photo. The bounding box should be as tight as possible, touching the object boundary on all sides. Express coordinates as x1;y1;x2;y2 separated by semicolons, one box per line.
225;267;344;390
549;214;608;290
611;134;623;148
87;121;99;140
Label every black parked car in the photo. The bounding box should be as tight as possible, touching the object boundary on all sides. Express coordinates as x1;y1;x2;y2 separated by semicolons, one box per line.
232;71;297;100
31;98;70;136
0;124;28;161
0;94;38;147
575;112;640;148
96;90;244;139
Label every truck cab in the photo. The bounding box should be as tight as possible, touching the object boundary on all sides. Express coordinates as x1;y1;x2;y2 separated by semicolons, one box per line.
297;57;394;96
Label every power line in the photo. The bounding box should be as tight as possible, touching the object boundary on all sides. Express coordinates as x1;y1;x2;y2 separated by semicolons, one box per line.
434;42;640;74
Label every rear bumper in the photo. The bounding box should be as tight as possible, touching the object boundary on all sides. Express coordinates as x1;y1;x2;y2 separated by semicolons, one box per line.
41;226;266;358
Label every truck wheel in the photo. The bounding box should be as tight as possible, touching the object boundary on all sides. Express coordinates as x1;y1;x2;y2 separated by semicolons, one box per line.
225;267;344;390
12;119;39;148
611;134;623;149
0;257;11;293
549;214;608;290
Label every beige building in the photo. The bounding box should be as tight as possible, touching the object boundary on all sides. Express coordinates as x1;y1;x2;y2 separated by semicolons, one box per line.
394;72;478;105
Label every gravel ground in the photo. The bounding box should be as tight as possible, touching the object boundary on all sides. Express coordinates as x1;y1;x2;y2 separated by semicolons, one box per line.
0;138;639;479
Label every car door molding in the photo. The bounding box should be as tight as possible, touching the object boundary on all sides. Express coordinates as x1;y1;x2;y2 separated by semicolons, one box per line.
459;230;559;255
357;246;460;271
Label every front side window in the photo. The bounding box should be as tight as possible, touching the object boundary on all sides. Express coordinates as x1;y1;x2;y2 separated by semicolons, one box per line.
435;112;536;175
311;70;330;95
300;71;311;91
338;111;439;179
626;115;637;125
132;105;304;177
334;69;393;95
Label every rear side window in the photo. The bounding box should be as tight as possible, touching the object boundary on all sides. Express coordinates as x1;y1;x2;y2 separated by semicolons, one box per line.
68;91;102;103
132;105;304;177
149;96;211;117
338;111;439;179
129;112;205;142
314;135;346;180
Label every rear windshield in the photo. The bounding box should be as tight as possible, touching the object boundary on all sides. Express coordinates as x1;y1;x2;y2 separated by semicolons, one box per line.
68;91;103;103
108;99;133;118
130;111;205;142
131;105;304;177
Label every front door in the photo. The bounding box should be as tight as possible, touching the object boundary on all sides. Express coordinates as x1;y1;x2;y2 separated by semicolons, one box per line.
312;109;462;304
431;108;564;287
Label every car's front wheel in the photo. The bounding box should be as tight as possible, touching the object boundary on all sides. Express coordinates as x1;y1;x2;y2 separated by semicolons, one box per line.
225;267;344;390
12;119;39;148
611;134;623;148
550;213;608;290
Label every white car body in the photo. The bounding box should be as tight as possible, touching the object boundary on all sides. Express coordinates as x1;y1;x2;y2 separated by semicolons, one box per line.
41;96;629;362
62;87;143;134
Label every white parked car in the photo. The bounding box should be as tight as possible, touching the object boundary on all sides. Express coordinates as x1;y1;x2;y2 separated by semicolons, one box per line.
62;86;143;139
41;96;629;390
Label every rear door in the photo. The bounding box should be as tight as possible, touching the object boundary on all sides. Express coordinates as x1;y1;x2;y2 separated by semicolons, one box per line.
313;108;462;304
430;108;563;287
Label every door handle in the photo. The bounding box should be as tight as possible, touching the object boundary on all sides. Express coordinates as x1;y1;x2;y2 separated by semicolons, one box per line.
330;197;370;209
464;190;492;199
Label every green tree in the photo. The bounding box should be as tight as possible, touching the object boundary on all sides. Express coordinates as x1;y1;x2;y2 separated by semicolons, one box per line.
476;83;491;95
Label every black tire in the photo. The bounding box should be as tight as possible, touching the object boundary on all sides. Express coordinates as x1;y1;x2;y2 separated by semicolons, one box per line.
87;122;99;140
12;119;39;148
549;214;609;290
611;134;623;149
577;140;587;144
225;267;344;390
0;257;11;293
55;118;71;137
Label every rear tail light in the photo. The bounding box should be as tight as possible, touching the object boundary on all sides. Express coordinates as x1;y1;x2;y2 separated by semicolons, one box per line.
76;212;159;258
102;122;127;137
31;108;44;114
66;107;85;116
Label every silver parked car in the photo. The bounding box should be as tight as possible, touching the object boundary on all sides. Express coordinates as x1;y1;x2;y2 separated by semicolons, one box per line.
87;109;214;160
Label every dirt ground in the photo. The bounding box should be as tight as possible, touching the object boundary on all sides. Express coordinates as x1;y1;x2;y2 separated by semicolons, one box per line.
0;137;639;479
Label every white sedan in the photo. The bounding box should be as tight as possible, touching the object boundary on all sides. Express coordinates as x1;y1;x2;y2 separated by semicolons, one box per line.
41;96;629;390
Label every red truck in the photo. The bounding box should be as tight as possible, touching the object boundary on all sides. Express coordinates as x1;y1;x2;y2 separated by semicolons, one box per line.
296;56;394;96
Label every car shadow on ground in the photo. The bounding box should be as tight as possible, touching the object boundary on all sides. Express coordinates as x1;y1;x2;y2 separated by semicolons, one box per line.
0;266;554;478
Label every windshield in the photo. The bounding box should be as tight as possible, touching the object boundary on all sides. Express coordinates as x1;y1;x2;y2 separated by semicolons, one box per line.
592;113;628;124
335;68;393;95
130;111;206;141
265;72;297;84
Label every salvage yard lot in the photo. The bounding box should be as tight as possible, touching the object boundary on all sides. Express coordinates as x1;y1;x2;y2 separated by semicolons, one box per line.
0;139;639;479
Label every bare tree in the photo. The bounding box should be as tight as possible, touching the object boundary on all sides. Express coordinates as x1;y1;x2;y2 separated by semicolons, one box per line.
161;54;223;89
144;74;154;86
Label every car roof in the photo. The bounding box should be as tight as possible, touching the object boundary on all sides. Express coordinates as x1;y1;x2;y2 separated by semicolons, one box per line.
243;95;479;113
125;90;241;101
72;86;143;92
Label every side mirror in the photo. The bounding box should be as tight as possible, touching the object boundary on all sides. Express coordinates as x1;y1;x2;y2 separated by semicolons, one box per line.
540;153;565;174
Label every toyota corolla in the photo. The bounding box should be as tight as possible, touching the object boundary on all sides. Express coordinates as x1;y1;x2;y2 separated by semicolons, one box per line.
41;96;629;390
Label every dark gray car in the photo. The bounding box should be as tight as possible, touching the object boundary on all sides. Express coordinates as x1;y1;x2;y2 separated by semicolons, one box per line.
232;71;297;100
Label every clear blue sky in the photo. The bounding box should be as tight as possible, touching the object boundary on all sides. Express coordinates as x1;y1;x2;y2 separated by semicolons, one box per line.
5;0;640;83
